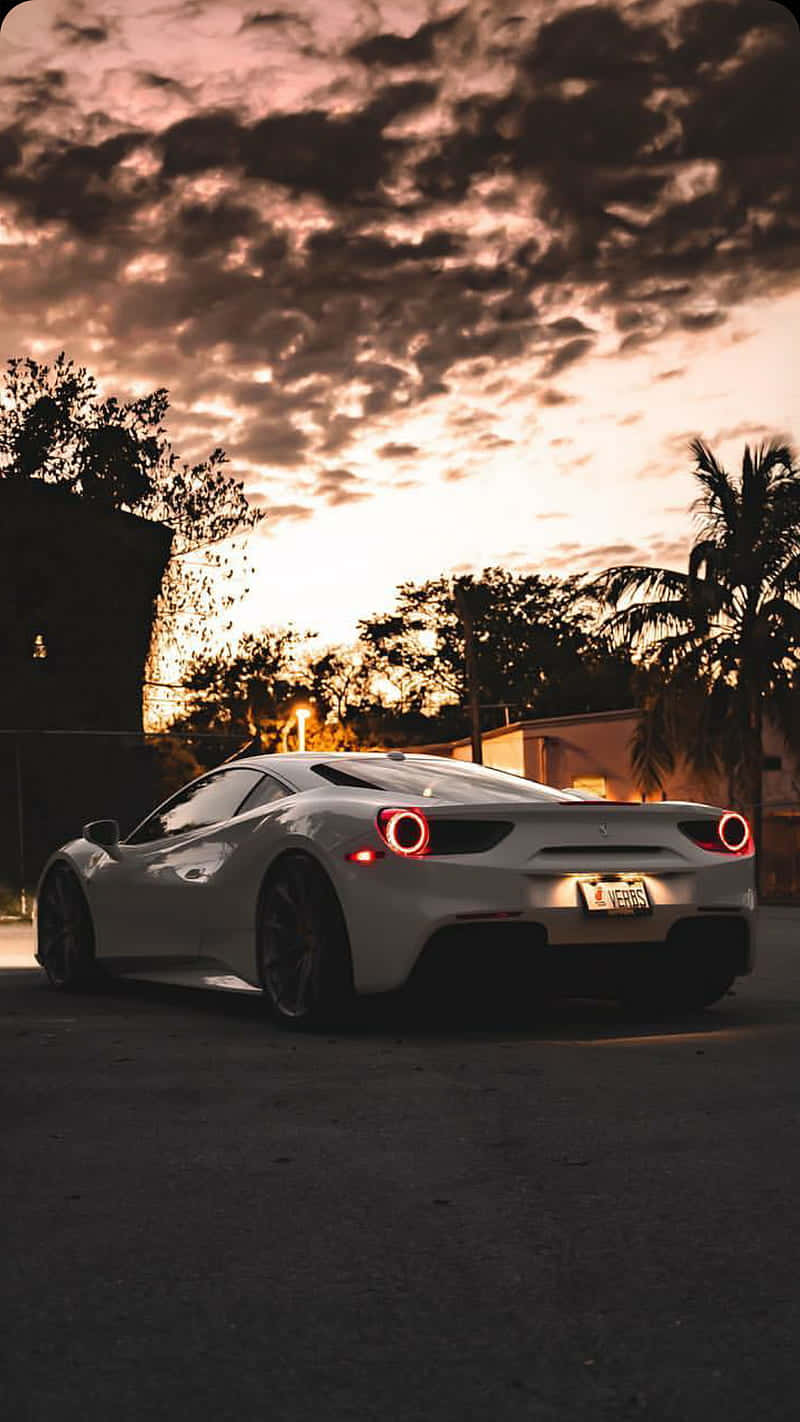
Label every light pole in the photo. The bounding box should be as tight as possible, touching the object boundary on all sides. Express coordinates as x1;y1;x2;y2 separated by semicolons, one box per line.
295;706;311;752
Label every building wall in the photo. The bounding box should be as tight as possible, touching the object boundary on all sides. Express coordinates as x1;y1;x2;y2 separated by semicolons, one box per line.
0;479;172;732
522;713;643;799
409;708;800;808
450;728;526;777
0;480;174;896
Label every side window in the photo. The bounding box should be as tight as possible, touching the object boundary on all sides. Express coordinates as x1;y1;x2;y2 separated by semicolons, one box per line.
125;767;264;845
235;773;293;815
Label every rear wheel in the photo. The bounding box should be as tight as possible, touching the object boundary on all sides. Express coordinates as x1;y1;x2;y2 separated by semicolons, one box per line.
257;853;356;1030
36;863;98;991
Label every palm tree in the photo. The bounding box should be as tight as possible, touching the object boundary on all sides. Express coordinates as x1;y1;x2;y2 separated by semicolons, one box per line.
628;666;675;799
582;437;800;885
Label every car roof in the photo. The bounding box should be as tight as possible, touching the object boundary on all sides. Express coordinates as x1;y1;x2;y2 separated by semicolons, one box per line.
232;751;446;780
236;751;449;767
229;751;577;798
233;750;507;789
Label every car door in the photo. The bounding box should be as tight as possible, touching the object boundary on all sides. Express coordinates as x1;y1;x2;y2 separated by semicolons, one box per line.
190;770;297;973
88;766;265;966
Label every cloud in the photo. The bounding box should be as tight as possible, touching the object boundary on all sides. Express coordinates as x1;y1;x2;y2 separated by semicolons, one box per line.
138;71;194;98
542;535;693;575
53;20;110;46
522;4;669;83
706;422;774;445
547;317;595;336
678;309;727;331
377;442;419;458
478;432;514;449
3;130;148;235
175;198;260;258
364;80;439;129
566;541;640;568
312;467;373;506
538;388;575;407
240;109;403;204
347;10;465;68
662;430;707;457
307;225;458;269
227;420;309;467
255;500;314;528
0;0;797;536
240;10;305;31
159;111;242;178
541;338;595;378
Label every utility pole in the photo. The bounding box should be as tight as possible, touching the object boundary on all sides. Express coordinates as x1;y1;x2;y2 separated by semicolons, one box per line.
452;577;483;765
15;734;26;916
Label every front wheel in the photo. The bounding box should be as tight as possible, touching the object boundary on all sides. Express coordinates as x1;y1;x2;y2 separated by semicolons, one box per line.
36;863;99;991
257;853;356;1030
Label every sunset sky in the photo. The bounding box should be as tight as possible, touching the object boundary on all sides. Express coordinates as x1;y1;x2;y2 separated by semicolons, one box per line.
1;0;799;711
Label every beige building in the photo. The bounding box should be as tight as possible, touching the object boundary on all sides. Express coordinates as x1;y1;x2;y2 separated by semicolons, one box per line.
408;707;800;808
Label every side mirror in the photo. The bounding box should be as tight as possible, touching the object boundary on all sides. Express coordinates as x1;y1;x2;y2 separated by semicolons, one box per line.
83;819;120;850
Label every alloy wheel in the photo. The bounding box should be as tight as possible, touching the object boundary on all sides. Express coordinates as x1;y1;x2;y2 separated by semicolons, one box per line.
37;865;94;990
259;856;327;1020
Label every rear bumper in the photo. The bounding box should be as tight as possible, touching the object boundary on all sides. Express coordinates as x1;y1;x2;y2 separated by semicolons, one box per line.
405;913;752;1001
341;854;756;993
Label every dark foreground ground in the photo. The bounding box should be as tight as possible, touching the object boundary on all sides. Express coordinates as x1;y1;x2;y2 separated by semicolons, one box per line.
2;911;800;1421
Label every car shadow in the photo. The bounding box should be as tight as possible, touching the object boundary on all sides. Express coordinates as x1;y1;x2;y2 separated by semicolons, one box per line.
44;967;771;1044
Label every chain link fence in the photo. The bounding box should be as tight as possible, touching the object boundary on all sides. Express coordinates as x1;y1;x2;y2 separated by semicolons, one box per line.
2;728;798;917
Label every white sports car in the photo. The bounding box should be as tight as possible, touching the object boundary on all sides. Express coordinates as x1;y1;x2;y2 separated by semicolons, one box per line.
34;751;757;1027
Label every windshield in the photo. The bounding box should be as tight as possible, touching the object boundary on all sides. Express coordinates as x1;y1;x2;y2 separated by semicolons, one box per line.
309;756;569;802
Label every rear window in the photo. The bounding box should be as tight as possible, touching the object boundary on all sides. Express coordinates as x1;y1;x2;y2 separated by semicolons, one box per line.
309;757;568;802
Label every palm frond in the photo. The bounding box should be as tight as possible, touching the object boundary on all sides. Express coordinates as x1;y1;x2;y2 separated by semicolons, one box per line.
688;438;739;543
628;696;675;797
581;563;689;611
751;439;796;478
767;545;800;596
598;598;694;655
648;630;717;676
687;539;722;584
759;596;800;644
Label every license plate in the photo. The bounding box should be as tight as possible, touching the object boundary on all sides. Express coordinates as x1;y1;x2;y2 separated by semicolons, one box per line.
578;877;651;915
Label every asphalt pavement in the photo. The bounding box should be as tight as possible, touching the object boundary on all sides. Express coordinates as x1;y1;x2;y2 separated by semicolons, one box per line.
2;911;800;1421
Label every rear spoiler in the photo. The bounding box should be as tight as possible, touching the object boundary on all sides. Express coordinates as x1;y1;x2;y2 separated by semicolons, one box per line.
417;799;722;821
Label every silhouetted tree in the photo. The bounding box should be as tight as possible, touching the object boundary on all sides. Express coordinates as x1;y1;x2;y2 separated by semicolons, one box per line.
303;646;376;723
355;566;639;725
169;625;468;759
170;628;313;754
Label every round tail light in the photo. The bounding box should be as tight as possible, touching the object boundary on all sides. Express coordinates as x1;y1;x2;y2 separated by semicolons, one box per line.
718;811;750;852
377;808;430;856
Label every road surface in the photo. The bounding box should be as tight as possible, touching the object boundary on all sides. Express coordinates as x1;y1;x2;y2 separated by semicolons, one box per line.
2;910;799;1421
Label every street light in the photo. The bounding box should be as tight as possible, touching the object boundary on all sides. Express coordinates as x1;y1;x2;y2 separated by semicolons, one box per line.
295;705;311;752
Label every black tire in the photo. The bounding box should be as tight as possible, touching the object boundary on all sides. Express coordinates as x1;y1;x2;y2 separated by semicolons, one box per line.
36;863;99;992
256;852;356;1030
